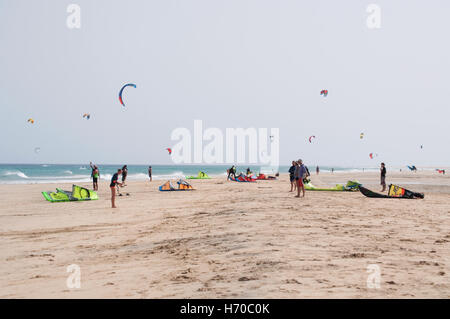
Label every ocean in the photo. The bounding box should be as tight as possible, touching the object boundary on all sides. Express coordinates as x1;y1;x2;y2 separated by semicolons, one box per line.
0;164;374;184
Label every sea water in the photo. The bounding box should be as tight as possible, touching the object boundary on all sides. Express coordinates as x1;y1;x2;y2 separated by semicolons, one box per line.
0;164;376;184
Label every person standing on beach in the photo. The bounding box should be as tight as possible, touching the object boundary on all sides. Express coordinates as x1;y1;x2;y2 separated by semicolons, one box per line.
316;166;319;175
121;165;128;185
148;166;152;182
110;169;123;208
294;159;306;198
304;165;310;180
331;168;334;174
289;161;296;192
380;162;387;192
227;165;237;180
90;162;99;191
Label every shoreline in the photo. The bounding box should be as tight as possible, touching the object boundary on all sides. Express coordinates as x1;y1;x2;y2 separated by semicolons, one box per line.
1;168;449;186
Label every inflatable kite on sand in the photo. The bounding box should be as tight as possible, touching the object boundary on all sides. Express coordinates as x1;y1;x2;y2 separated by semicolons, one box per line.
118;83;136;107
256;173;277;180
159;179;194;191
229;174;256;182
42;185;98;202
360;184;424;199
186;171;210;179
305;180;361;192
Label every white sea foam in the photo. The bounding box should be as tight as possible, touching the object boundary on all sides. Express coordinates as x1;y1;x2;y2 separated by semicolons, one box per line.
3;171;29;179
126;173;151;181
100;174;113;181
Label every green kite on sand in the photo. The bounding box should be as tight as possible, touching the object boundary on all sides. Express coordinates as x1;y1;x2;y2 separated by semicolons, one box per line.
42;185;98;202
304;180;361;192
186;171;210;179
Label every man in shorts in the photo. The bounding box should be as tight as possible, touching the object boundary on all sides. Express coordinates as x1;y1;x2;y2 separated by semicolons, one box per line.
294;159;306;198
90;162;100;191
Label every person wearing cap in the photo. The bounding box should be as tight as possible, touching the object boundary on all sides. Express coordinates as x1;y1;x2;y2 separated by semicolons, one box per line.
294;159;307;198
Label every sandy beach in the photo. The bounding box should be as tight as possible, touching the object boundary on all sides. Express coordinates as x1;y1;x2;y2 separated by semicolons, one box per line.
0;171;449;298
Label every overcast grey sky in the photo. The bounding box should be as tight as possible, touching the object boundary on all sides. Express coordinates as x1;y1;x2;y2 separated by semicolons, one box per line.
0;0;449;167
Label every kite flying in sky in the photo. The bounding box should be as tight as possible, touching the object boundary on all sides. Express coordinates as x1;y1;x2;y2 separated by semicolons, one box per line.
320;90;328;97
309;135;316;143
166;148;172;155
119;83;137;107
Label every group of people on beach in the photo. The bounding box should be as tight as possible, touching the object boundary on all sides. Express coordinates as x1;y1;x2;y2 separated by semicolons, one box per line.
288;161;388;195
90;163;154;208
288;159;310;198
93;160;390;208
226;165;254;180
108;165;130;208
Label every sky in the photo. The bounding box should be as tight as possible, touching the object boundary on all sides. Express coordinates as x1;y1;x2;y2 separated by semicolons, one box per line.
0;0;449;167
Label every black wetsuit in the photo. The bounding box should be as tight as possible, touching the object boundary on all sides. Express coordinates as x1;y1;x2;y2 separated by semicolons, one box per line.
110;173;119;188
122;168;128;182
381;167;386;185
228;167;236;180
288;166;295;182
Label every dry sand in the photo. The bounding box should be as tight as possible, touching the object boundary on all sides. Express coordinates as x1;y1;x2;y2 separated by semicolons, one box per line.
0;171;449;298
